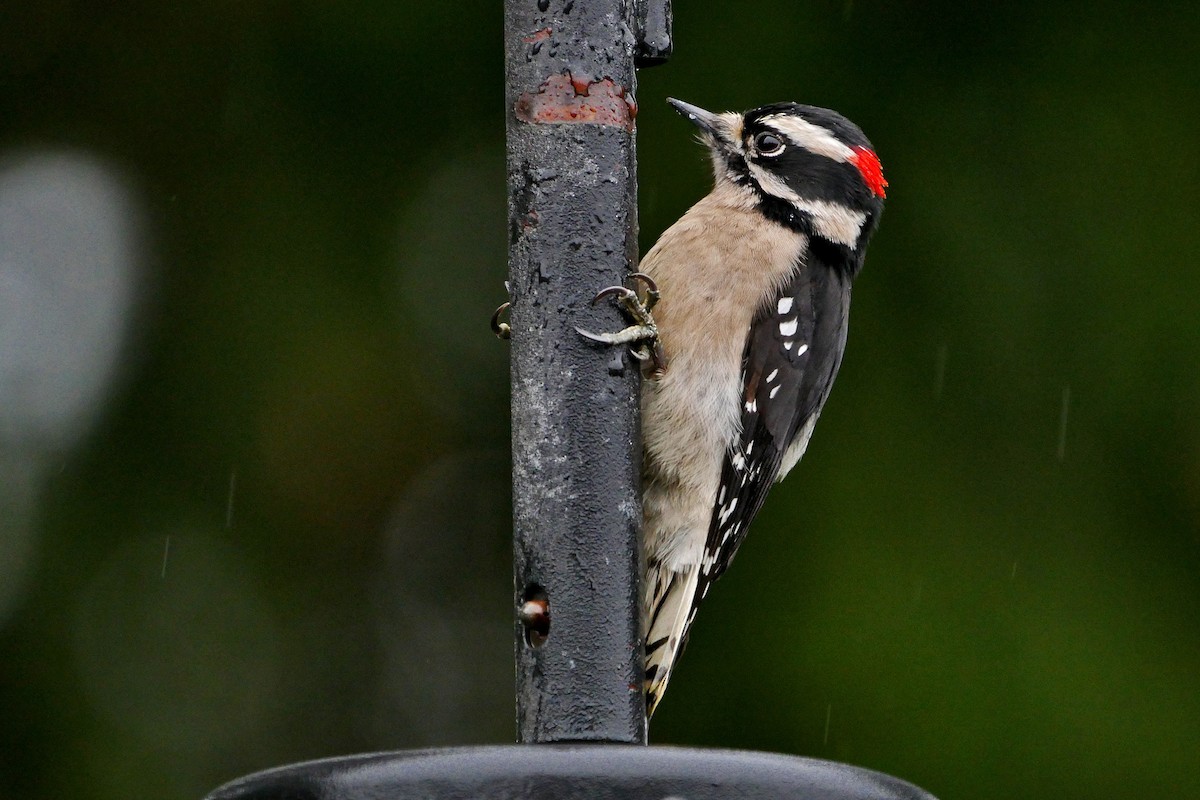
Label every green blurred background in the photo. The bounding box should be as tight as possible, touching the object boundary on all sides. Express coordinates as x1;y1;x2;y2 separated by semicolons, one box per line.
2;1;1198;798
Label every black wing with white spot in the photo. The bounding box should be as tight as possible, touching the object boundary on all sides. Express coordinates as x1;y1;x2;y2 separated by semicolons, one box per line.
700;253;852;592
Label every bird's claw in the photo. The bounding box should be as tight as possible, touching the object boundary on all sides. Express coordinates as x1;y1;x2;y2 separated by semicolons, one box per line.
589;272;660;313
576;272;667;378
629;272;661;312
491;301;511;340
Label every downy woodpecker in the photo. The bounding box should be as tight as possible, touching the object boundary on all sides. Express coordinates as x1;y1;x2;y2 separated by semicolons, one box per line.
586;98;888;716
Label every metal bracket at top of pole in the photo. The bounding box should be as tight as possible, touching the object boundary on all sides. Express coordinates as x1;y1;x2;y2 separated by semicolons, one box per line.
635;0;673;66
504;0;671;745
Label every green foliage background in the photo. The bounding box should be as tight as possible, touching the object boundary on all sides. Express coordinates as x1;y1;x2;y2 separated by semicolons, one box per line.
2;2;1198;798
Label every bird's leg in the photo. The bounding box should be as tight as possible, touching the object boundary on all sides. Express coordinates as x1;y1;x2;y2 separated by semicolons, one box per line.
576;272;667;379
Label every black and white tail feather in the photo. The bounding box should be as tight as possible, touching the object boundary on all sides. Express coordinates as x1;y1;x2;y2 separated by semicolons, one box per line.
640;98;885;717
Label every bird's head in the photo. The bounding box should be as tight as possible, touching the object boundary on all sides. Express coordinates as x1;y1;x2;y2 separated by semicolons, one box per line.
669;98;886;260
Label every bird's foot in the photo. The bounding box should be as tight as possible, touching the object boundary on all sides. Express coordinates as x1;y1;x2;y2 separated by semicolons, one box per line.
576;272;667;379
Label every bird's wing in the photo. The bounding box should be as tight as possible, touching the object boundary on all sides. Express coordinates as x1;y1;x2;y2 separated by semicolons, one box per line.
644;253;852;717
700;254;852;591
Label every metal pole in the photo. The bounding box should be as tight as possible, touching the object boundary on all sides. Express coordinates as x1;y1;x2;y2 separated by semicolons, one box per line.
504;0;670;744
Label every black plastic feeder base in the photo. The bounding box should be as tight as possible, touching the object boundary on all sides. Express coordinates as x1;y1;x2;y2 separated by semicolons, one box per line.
204;745;937;800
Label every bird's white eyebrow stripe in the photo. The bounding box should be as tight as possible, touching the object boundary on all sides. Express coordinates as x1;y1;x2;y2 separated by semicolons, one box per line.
759;114;855;162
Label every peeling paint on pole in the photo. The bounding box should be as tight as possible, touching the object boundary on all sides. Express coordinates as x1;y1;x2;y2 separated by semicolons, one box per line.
515;74;638;130
505;0;668;745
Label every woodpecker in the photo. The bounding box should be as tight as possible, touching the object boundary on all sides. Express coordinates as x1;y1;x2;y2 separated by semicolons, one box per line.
584;98;888;717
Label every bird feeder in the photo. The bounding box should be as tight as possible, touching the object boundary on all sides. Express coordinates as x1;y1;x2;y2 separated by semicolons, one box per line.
203;2;938;797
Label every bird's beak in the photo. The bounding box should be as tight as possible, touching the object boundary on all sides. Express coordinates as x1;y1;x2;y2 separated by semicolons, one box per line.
667;98;722;137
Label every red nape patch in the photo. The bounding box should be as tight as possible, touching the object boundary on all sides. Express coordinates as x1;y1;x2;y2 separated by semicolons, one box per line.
850;146;888;199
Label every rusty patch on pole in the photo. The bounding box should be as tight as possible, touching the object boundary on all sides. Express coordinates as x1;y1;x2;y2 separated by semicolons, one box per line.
515;73;637;131
522;27;552;43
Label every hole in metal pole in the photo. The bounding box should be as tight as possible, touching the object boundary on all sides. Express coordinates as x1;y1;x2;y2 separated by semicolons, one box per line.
518;584;550;647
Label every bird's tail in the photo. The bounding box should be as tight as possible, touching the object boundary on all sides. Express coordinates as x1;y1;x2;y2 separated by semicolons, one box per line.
643;561;702;717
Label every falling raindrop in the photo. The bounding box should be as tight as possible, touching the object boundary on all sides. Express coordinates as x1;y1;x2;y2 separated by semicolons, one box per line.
1057;385;1071;461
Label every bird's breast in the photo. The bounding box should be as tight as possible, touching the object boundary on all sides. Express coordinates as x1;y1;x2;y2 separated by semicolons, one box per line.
638;189;807;496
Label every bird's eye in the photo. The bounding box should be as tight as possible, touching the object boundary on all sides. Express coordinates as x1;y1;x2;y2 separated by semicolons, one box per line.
755;133;784;155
